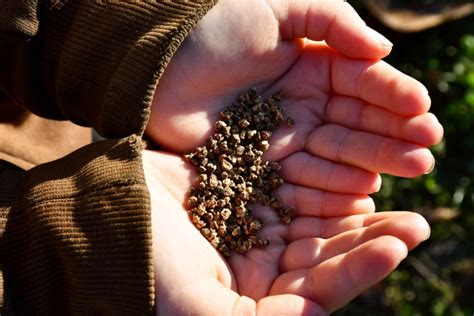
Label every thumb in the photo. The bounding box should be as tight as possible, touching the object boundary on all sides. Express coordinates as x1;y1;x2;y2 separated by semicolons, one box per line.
268;0;393;59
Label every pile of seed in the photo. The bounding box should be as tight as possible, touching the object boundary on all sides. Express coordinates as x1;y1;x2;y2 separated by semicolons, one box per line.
184;88;294;257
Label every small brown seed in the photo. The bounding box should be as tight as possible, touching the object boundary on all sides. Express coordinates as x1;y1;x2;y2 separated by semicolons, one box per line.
235;145;245;156
201;228;211;238
236;183;246;192
249;219;262;232
237;240;252;253
221;208;232;220
220;159;233;172
253;113;265;124
232;134;241;143
252;103;262;113
230;125;240;134
259;140;270;151
231;226;241;237
270;199;281;209
220;110;233;119
240;190;250;201
215;121;227;130
205;197;217;209
257;238;270;247
268;161;281;171
210;237;220;248
218;224;227;236
280;216;291;224
197;203;206;215
236;205;246;217
193;217;206;229
223;187;234;197
286;117;295;127
219;244;231;257
239;119;250;128
202;213;213;222
187;196;198;207
222;178;233;187
207;163;217;173
209;174;219;189
247;130;257;139
260;130;272;140
219;141;229;152
197;146;208;158
217;199;226;208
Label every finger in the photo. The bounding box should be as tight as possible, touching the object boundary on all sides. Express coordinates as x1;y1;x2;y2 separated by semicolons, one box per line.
280;152;381;194
306;124;435;177
281;212;429;272
332;57;431;116
257;294;327;316
286;211;413;241
277;183;375;218
268;0;393;59
326;96;444;146
270;235;408;312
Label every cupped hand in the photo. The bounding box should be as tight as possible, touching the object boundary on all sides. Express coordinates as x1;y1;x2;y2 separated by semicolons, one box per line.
143;150;430;315
144;1;443;314
146;0;443;186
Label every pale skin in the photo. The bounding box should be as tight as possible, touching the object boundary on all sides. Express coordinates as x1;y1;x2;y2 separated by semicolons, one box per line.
143;0;444;315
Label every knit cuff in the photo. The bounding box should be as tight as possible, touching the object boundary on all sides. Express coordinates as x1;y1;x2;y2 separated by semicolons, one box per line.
0;136;154;315
38;1;218;138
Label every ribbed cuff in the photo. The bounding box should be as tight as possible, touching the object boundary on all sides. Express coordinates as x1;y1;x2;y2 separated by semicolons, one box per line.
37;1;218;138
1;136;154;315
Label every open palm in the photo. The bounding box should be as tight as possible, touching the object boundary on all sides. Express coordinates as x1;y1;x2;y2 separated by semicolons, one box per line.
144;150;430;315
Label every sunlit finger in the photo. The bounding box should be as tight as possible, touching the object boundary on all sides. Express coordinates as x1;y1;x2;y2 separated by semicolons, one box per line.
269;0;392;59
276;183;375;217
326;96;443;146
332;58;431;116
281;212;429;271
280;152;381;194
305;124;435;177
286;211;413;243
270;236;408;312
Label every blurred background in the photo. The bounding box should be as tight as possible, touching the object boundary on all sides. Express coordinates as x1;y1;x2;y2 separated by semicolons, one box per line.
336;1;474;315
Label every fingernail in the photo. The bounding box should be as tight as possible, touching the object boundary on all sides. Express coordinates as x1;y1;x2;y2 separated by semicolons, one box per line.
422;84;430;96
367;27;393;49
425;159;436;174
374;174;382;192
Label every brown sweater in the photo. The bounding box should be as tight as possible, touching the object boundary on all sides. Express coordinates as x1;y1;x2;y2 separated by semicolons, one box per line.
0;1;217;314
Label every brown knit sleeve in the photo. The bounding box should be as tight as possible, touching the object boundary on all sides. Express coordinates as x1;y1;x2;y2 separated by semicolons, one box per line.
0;0;217;138
0;136;155;315
0;1;219;314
